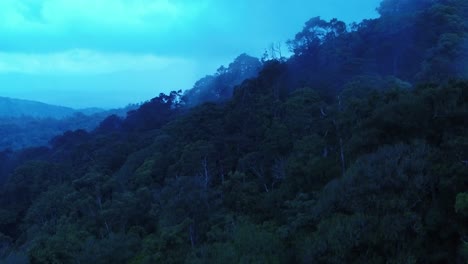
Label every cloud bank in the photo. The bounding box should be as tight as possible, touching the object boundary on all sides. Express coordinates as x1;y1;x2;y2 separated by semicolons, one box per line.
0;0;381;107
0;50;190;75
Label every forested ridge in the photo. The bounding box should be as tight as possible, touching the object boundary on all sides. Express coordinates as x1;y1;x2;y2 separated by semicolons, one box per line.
0;0;467;263
0;105;137;150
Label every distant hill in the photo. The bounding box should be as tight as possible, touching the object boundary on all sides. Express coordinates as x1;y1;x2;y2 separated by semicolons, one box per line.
0;97;138;150
0;96;79;119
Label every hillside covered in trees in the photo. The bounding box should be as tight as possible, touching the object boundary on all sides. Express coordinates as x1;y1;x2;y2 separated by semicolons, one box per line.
0;0;467;263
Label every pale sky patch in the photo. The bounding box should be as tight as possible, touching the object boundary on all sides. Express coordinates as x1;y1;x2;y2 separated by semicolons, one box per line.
0;50;191;75
0;0;204;32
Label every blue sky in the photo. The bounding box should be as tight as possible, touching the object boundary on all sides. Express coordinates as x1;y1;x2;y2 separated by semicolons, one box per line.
0;0;381;109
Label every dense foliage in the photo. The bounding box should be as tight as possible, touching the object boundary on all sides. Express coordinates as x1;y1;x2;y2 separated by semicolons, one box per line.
0;0;467;263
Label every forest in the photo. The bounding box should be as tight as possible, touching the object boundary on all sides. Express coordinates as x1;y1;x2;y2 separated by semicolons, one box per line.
0;0;467;263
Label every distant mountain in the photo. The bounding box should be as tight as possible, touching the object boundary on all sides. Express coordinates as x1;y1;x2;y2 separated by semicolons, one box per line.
0;97;139;150
0;96;77;119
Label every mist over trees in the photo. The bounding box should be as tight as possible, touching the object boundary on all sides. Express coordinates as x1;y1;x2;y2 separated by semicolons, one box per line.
182;54;262;107
0;0;467;263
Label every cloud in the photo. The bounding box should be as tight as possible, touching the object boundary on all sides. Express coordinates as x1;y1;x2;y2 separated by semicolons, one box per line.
0;0;203;32
0;49;191;75
0;0;382;108
0;0;212;54
0;0;380;56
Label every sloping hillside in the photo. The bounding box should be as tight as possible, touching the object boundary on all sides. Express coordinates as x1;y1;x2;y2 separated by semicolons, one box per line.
0;97;77;119
0;0;467;263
